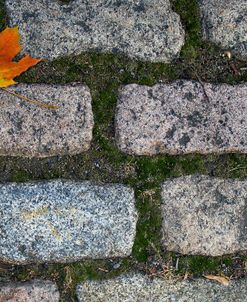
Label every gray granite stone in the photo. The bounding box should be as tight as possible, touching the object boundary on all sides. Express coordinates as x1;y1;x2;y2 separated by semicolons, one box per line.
115;81;247;155
161;175;247;256
198;0;247;58
5;0;185;63
0;84;93;158
76;273;247;302
0;280;59;302
0;180;138;264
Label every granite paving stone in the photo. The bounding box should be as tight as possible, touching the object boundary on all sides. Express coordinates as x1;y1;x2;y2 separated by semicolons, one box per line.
5;0;185;62
0;180;138;264
161;175;247;256
76;273;247;302
0;280;59;302
115;81;247;155
198;0;247;59
0;84;93;158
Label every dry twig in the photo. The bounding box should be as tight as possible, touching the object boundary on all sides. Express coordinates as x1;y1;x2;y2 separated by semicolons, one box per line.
1;87;60;109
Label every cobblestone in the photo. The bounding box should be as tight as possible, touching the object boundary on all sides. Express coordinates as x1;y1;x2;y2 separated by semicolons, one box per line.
0;280;59;302
5;0;185;62
199;0;247;59
0;84;93;158
161;175;247;256
77;273;247;302
0;180;137;264
116;81;247;155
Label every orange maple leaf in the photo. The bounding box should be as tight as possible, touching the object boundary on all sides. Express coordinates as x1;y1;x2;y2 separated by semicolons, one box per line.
0;27;41;88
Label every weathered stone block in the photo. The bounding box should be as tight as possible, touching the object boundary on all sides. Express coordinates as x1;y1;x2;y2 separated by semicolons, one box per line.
0;280;59;302
0;181;138;264
6;0;185;62
198;0;247;59
116;81;247;155
161;175;247;256
76;273;247;302
0;84;93;158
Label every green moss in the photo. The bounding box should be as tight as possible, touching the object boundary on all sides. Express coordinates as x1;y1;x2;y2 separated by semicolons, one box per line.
173;0;202;62
0;0;6;31
132;188;162;261
176;255;243;277
136;156;176;183
11;170;31;182
222;258;233;266
187;256;221;275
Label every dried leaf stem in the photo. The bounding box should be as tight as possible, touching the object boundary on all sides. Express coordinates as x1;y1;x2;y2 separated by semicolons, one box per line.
1;87;60;109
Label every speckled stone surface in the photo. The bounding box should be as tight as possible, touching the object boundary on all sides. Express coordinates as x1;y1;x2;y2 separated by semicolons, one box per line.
0;84;93;158
0;180;138;264
115;81;247;155
5;0;184;62
0;280;59;301
76;273;247;302
198;0;247;58
161;175;247;256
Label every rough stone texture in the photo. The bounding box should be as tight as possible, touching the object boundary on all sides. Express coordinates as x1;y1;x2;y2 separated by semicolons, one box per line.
5;0;185;63
76;273;247;302
161;175;247;256
0;180;138;264
198;0;247;59
0;280;59;302
0;84;93;158
115;81;247;155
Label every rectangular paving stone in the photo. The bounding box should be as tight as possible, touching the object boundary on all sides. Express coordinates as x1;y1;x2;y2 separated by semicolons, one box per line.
0;280;59;302
76;273;247;302
5;0;185;62
0;181;138;264
198;0;247;59
115;81;247;155
0;84;93;158
161;175;247;256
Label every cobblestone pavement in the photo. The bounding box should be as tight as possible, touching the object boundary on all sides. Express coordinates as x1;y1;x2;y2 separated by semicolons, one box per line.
0;0;246;301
